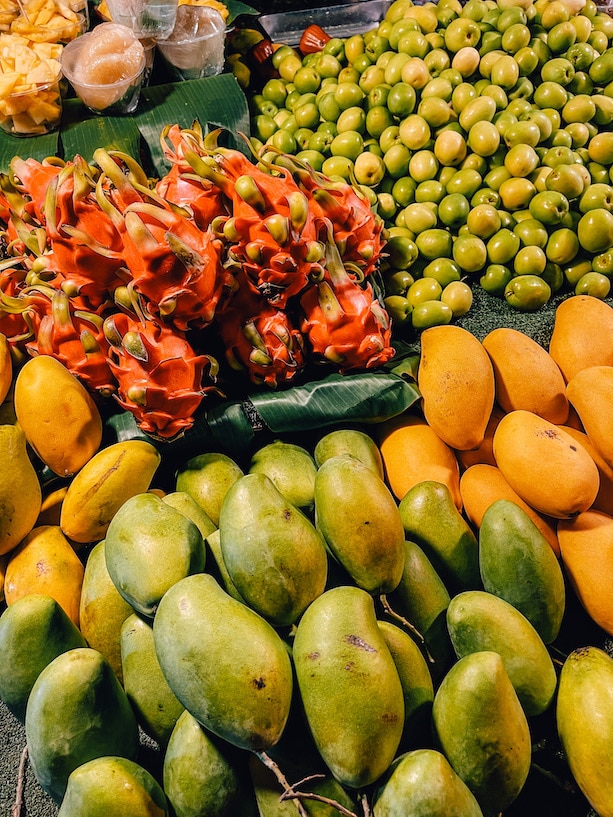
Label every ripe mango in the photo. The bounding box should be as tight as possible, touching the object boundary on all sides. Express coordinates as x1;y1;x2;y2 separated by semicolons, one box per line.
219;473;327;627
492;409;600;518
0;594;86;722
248;440;317;514
5;525;84;627
417;324;495;451
314;427;385;479
377;414;462;508
14;355;102;477
557;646;613;817
0;332;12;405
79;540;135;683
292;585;404;789
399;480;480;592
372;749;484;817
548;294;613;382
25;647;139;802
557;509;613;635
479;499;565;644
482;327;569;424
105;492;206;618
447;590;557;717
0;423;42;556
153;573;293;752
58;756;168;817
314;455;405;594
163;710;252;817
559;425;613;517
460;463;560;555
378;620;434;749
175;452;244;526
60;440;161;545
120;613;184;746
432;651;531;817
566;364;613;470
385;539;454;679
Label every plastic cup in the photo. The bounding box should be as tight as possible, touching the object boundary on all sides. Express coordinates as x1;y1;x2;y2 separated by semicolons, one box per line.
157;6;226;81
0;75;63;137
61;26;146;115
139;37;157;87
105;0;178;40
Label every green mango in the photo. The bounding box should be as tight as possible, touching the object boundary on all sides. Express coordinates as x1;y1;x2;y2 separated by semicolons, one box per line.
248;754;356;817
162;491;217;539
205;528;246;603
398;480;480;592
0;593;86;722
377;621;434;750
120;613;184;746
313;428;385;480
432;651;531;817
153;573;293;752
248;440;317;514
557;646;613;817
58;757;168;817
314;455;405;594
385;539;454;679
292;586;405;789
25;647;139;802
79;539;135;683
163;710;254;817
479;499;565;643
446;590;557;717
105;492;206;618
219;474;328;626
372;749;484;817
175;452;244;526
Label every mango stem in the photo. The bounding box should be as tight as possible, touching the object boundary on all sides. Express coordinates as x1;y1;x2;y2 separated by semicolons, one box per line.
279;774;359;817
379;594;434;664
255;751;309;817
10;744;28;817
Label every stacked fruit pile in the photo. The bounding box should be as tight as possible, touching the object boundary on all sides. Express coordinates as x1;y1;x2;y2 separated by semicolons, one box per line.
245;0;613;325
1;293;613;817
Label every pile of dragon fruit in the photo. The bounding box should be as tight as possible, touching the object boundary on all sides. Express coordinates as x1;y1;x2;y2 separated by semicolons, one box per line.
0;125;394;439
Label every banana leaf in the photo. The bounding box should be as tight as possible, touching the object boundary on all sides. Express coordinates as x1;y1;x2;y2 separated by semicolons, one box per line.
106;370;421;462
0;72;249;175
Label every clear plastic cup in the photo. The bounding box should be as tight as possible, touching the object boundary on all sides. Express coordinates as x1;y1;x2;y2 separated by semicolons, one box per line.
105;0;178;40
0;75;63;136
60;24;146;115
157;6;226;81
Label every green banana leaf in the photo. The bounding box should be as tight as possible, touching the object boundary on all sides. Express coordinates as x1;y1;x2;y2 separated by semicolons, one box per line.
106;370;421;462
0;71;250;175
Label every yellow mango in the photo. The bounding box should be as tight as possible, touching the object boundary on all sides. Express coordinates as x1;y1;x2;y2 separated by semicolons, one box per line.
0;423;42;556
566;365;613;470
482;327;568;424
14;355;102;477
418;325;495;451
377;413;462;509
558;509;613;635
60;440;161;546
492;410;600;519
549;295;613;383
4;525;84;627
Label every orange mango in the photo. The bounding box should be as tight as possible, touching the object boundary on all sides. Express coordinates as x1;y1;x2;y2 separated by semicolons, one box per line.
418;325;495;451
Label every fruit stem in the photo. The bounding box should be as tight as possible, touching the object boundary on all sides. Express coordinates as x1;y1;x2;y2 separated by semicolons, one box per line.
379;594;434;664
11;745;28;817
279;773;360;817
255;751;309;817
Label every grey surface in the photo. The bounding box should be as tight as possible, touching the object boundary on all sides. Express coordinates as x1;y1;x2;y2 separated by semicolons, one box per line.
1;704;57;817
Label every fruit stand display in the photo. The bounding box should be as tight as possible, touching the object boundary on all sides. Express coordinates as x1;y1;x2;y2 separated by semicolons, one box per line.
1;0;613;815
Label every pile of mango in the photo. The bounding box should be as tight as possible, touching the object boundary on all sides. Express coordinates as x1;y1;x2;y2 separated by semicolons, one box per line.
1;294;613;817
